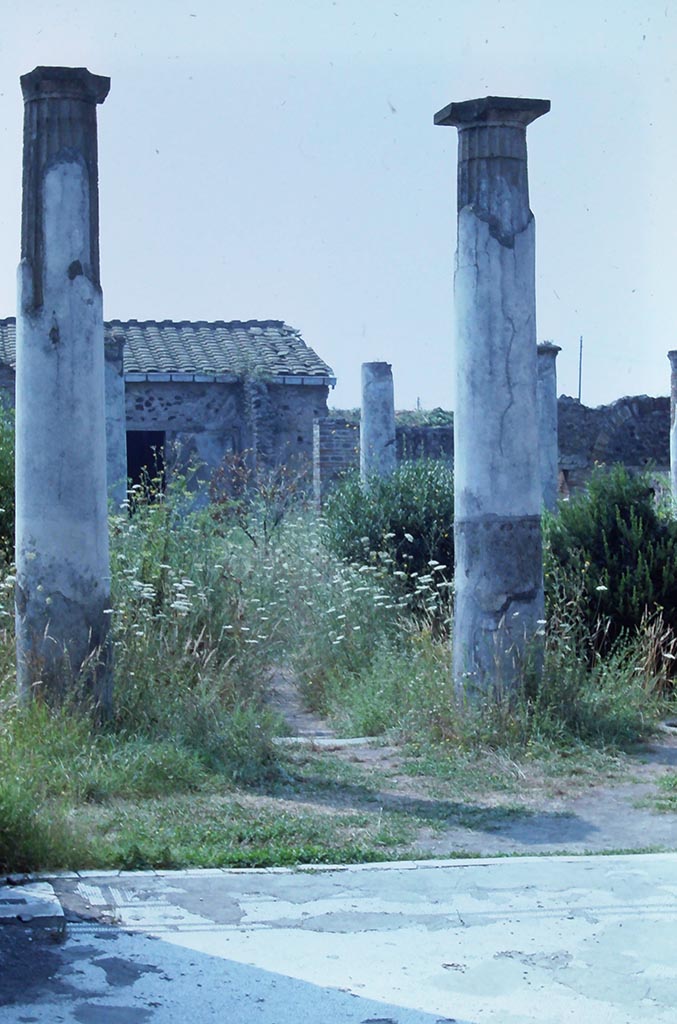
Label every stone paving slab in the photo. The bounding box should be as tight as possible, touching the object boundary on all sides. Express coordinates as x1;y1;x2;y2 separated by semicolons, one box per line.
0;881;65;938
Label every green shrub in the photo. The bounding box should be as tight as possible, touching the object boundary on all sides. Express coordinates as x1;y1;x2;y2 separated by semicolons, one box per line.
0;776;83;872
545;465;677;652
323;460;454;582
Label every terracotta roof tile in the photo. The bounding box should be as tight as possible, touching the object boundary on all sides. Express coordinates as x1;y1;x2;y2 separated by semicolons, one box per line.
0;317;335;381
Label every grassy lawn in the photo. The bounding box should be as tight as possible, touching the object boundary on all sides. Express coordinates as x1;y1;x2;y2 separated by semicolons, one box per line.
18;743;623;872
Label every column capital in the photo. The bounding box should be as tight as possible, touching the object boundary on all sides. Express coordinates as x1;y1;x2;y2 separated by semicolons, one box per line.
21;66;109;105
435;94;549;243
362;360;393;379
20;65;109;307
538;341;561;357
434;96;550;130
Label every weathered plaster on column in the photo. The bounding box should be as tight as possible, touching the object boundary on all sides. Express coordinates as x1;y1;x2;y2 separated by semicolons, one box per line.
663;352;675;499
360;362;396;482
669;351;677;500
435;96;549;695
105;334;127;508
16;67;112;710
537;341;561;512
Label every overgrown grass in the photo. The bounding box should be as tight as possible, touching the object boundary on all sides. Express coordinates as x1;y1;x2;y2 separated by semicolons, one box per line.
655;772;677;813
1;471;675;872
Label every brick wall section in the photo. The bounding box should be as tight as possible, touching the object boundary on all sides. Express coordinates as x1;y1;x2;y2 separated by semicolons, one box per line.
313;417;360;503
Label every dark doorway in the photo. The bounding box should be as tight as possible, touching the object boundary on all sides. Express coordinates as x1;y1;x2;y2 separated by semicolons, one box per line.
126;430;166;494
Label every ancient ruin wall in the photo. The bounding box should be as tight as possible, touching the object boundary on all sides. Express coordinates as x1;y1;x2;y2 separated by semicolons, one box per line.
314;395;670;503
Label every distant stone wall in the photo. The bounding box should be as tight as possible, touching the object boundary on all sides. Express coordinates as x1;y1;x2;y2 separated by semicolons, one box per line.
557;394;669;492
312;419;453;502
314;395;671;503
397;425;454;462
0;365;15;408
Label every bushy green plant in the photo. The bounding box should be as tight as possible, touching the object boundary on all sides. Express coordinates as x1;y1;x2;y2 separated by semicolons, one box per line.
545;465;677;652
323;460;454;582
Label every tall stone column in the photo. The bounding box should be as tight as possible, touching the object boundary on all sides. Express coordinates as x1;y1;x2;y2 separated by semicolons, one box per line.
668;351;677;500
435;96;549;695
16;67;112;711
105;333;127;509
360;361;396;482
537;341;561;512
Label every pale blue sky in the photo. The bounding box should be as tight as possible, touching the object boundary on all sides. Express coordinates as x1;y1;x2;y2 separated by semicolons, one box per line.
0;0;674;410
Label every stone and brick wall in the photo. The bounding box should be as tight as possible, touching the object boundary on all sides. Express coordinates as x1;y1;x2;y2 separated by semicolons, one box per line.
313;416;360;502
266;383;330;472
0;360;670;500
313;395;671;503
125;378;330;485
0;364;330;489
396;425;454;462
557;394;669;493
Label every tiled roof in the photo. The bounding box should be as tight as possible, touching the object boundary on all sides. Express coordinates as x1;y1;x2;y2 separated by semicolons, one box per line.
0;318;335;382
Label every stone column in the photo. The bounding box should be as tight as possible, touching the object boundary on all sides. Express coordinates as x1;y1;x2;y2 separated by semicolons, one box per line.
360;361;396;482
15;66;112;711
435;96;549;695
537;341;561;512
668;351;677;500
105;333;127;509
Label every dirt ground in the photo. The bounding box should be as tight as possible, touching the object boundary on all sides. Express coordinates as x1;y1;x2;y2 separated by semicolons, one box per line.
267;669;677;858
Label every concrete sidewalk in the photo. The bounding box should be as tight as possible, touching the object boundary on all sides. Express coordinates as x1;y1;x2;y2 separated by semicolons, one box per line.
0;880;65;938
1;853;677;1022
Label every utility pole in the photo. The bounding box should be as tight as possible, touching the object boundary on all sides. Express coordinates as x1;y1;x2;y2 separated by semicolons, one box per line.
578;335;583;403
